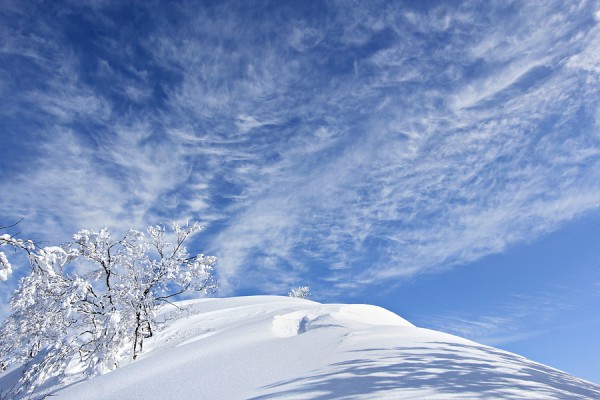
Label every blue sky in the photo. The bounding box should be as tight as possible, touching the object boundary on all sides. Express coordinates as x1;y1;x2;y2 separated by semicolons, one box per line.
1;0;600;384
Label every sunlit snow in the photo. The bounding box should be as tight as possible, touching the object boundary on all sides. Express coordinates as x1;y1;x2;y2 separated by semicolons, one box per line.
3;296;596;399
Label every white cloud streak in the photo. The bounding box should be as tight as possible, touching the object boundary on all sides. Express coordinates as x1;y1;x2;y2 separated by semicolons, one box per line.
421;291;576;346
1;0;599;298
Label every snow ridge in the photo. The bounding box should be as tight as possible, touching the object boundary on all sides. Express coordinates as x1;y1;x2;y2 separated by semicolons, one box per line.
2;296;599;399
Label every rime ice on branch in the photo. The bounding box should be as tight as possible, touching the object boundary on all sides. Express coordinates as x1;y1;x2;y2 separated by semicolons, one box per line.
0;224;35;281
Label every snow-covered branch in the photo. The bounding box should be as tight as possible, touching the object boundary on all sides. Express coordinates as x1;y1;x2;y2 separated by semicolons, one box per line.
0;224;35;282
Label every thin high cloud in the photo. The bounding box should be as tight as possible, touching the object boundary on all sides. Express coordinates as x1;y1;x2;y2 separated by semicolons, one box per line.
420;291;578;346
1;1;599;298
203;0;600;293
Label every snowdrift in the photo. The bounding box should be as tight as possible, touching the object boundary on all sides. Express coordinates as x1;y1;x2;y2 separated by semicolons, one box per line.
3;295;600;399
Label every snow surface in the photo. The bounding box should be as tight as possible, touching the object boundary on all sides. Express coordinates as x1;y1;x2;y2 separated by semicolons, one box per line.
4;296;600;399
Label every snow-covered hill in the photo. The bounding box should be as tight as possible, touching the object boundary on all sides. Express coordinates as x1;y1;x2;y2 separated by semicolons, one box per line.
3;296;600;399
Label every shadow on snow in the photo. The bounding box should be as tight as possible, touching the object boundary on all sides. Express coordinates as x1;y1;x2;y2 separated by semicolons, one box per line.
251;341;600;399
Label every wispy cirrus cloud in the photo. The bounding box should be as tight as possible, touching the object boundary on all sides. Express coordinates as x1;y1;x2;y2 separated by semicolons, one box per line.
0;0;599;300
420;291;577;346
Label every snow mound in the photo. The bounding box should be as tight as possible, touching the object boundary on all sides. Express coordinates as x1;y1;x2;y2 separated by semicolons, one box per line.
272;304;413;337
3;295;599;399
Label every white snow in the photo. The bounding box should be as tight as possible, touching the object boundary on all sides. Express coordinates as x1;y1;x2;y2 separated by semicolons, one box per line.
3;295;600;399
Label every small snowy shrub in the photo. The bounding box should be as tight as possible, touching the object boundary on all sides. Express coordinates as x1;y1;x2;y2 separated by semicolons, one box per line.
288;286;310;299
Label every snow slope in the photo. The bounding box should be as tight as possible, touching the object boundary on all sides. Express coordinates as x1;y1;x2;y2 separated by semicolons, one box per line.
7;296;600;399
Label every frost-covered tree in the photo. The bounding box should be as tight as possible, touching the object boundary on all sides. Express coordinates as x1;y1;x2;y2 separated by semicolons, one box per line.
288;286;310;299
0;222;217;396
